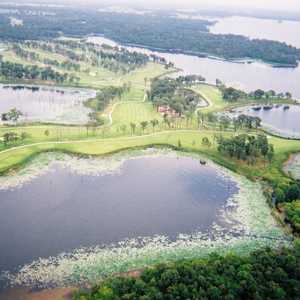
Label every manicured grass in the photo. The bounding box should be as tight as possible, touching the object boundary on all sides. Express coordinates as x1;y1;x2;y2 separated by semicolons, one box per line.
193;84;297;114
111;101;162;127
1;45;170;90
193;84;228;113
1;130;300;189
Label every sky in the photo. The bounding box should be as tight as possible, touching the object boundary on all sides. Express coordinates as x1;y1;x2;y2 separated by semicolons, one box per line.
7;0;300;12
121;0;300;11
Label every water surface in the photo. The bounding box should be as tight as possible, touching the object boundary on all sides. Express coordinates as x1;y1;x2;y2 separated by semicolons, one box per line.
0;154;237;277
87;36;300;99
0;85;95;124
210;16;300;48
232;104;300;138
0;151;286;288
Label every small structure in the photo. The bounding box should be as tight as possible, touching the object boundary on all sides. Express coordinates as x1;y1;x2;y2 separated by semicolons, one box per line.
157;105;180;118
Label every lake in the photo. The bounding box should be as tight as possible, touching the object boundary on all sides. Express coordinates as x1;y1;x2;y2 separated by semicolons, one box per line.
232;104;300;139
0;153;237;279
209;16;300;48
87;30;300;99
0;151;286;288
0;84;96;124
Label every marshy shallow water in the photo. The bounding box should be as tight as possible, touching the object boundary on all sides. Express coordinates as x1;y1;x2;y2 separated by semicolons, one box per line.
0;150;288;289
0;84;96;124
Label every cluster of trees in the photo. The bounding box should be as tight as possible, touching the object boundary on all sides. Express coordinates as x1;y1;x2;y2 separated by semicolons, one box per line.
0;131;29;145
22;40;152;74
1;7;299;66
217;134;274;164
197;112;261;131
148;78;201;115
274;182;300;234
0;60;71;83
175;75;206;86
92;84;130;113
1;108;23;123
73;246;300;300
13;43;82;73
285;200;300;232
221;86;293;102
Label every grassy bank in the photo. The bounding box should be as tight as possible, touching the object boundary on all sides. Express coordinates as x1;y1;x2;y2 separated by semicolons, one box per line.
1;130;300;188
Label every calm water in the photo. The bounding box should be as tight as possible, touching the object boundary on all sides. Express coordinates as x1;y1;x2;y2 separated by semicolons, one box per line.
233;104;300;138
210;16;300;48
88;31;300;99
0;85;95;124
0;155;237;277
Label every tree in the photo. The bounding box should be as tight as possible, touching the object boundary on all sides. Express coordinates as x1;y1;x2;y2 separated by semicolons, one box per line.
285;92;292;99
130;122;136;135
20;132;29;141
202;137;211;147
286;184;300;201
120;124;127;135
219;115;231;130
44;130;50;137
274;188;285;204
3;132;19;145
150;119;159;132
140;121;148;133
6;108;23;124
254;89;265;99
197;111;205;128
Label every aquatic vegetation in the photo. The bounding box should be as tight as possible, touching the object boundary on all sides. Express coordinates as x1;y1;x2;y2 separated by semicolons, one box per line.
284;153;300;180
0;150;289;288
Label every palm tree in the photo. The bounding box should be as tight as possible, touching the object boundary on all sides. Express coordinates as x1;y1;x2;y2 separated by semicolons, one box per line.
197;111;204;128
184;110;194;128
130;122;136;135
140;121;148;134
150;119;159;132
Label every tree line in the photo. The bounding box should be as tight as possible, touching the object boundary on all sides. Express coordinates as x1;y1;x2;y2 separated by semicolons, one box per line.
0;59;71;83
73;245;300;300
217;134;274;164
2;7;299;66
220;84;293;102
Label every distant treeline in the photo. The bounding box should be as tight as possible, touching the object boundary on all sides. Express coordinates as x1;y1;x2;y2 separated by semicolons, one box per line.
0;6;299;66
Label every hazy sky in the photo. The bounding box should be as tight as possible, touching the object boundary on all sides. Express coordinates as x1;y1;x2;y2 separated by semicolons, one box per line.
124;0;300;11
61;0;300;11
9;0;300;12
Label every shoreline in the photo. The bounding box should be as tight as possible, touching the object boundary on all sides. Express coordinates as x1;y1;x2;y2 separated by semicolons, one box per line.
0;149;289;290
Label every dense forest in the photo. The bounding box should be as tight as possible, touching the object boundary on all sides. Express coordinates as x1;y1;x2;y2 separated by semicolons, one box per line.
74;246;300;300
0;5;300;66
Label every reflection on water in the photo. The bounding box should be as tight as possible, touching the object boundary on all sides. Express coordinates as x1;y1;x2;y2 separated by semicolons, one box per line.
0;151;286;289
0;84;96;124
0;154;237;277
